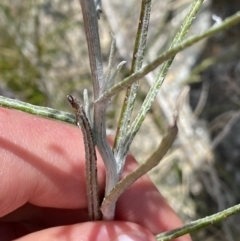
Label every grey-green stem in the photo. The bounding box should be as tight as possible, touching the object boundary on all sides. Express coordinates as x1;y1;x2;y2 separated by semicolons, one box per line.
79;0;118;220
0;95;75;124
101;122;178;216
115;0;204;167
156;203;240;241
113;0;152;175
96;11;240;103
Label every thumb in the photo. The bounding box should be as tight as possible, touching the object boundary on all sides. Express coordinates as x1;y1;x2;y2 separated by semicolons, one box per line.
15;221;157;241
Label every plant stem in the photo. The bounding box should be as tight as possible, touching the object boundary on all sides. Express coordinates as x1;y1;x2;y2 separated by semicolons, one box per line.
1;11;240;125
113;0;152;175
119;0;204;162
96;10;240;102
79;0;103;97
67;95;100;220
79;0;118;220
0;95;75;124
101;123;178;216
156;203;240;241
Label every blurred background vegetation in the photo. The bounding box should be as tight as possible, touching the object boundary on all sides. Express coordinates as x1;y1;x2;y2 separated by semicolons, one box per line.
1;0;240;240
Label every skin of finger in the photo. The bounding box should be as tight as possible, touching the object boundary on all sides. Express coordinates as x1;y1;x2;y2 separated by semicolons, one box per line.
0;107;191;240
14;222;158;241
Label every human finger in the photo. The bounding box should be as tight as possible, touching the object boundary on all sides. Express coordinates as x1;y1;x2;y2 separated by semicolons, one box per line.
14;221;157;241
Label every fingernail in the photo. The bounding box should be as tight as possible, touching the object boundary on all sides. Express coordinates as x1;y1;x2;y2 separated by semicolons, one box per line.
116;233;152;241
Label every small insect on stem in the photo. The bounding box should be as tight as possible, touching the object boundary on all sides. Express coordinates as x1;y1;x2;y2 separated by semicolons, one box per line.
67;94;101;221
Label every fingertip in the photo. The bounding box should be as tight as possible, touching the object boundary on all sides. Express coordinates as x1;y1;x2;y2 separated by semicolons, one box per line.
15;222;157;241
